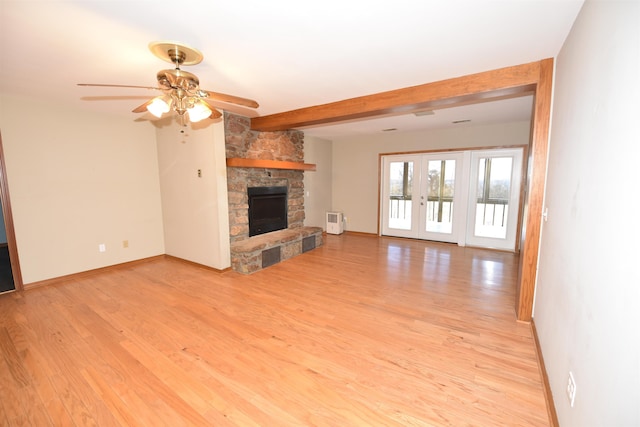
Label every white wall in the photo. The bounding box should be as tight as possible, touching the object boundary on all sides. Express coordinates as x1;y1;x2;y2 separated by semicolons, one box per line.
534;1;640;426
303;135;333;230
156;118;230;270
330;121;531;233
0;94;165;283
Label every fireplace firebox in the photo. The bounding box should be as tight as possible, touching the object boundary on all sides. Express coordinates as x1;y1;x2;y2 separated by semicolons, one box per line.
248;186;288;237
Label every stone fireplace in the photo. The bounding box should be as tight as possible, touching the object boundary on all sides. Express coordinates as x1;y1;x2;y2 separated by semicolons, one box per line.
224;113;322;273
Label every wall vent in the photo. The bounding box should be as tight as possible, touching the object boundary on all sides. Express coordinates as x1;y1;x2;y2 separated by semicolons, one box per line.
262;246;281;268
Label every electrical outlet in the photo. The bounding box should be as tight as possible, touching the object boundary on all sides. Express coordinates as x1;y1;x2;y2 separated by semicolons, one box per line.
567;371;577;407
122;240;129;248
98;243;106;253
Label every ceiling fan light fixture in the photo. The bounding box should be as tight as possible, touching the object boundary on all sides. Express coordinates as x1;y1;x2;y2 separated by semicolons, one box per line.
147;96;171;118
188;101;213;123
79;42;258;123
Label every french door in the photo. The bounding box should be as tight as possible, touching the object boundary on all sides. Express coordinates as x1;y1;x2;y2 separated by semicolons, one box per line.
381;148;523;251
465;149;523;250
381;153;464;243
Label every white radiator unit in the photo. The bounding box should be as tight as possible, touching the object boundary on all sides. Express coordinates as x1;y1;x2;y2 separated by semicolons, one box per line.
326;212;344;235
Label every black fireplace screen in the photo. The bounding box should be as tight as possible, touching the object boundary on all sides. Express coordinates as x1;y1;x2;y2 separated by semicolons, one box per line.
247;186;288;236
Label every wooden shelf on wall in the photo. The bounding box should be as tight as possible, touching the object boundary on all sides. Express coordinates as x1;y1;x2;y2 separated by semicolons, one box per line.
226;158;316;171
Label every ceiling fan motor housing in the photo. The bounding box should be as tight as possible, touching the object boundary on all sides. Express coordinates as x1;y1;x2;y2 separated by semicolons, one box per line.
157;69;200;92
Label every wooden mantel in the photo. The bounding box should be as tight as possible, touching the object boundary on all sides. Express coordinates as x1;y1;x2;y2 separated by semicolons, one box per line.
226;158;316;171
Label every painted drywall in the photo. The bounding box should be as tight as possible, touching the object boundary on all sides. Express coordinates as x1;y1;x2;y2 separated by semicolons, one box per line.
303;135;333;230
330;121;531;233
156;118;230;270
534;1;640;426
0;94;165;284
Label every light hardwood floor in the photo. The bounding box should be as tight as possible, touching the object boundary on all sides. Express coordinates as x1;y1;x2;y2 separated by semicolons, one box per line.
0;234;549;426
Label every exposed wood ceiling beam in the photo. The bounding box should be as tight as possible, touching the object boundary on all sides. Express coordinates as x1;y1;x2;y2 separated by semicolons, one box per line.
249;58;554;323
250;61;540;132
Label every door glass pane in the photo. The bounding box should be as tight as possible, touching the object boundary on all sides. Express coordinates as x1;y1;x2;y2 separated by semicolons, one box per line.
474;157;513;239
388;161;413;230
425;159;455;234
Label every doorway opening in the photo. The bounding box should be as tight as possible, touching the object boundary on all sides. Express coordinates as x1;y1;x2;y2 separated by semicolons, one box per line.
0;131;23;293
381;147;524;251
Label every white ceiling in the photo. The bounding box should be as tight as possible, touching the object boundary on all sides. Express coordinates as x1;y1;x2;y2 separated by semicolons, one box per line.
1;1;583;139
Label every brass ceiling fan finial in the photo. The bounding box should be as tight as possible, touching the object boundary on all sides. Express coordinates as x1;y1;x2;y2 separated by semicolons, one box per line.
167;48;186;67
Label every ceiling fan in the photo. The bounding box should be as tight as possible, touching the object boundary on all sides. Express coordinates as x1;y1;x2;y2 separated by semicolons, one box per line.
78;41;259;123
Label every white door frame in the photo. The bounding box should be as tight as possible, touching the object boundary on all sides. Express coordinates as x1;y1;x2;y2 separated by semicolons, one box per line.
465;148;523;251
380;148;524;252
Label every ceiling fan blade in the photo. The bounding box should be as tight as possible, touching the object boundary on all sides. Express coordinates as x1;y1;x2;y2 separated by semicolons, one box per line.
208;108;223;120
78;83;161;91
132;99;154;113
201;100;222;119
201;90;259;109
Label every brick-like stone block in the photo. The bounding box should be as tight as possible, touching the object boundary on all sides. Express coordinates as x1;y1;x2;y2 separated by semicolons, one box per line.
281;241;301;260
227;192;245;205
230;224;249;238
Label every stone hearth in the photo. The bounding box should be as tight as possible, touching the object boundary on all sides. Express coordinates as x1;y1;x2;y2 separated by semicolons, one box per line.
230;227;323;274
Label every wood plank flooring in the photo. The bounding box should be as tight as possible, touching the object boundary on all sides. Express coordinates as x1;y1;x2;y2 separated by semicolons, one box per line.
0;233;549;426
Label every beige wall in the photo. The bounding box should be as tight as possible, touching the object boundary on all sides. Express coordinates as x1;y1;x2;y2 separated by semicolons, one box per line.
0;93;533;283
0;94;165;284
534;1;639;425
303;135;333;230
156;118;230;270
330;121;531;233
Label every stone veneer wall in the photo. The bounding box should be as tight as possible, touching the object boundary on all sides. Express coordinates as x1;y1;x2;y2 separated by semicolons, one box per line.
225;112;306;244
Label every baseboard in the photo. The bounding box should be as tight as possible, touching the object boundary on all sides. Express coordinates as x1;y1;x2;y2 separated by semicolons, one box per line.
23;255;166;290
531;319;559;427
342;230;378;237
22;254;231;291
163;254;231;273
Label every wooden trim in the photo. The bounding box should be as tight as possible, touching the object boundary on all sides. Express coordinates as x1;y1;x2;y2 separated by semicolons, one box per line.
23;255;165;290
23;255;230;291
163;254;231;273
343;230;378;238
531;319;560;427
226;158;316;171
516;58;554;320
379;144;528;158
377;156;382;236
251;62;538;131
514;144;530;254
0;131;23;291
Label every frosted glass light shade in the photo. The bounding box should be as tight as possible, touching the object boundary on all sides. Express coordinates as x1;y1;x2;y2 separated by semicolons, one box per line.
188;102;212;122
147;97;170;118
